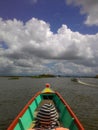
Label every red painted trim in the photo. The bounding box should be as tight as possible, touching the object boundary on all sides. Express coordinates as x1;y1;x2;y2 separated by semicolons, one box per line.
55;92;84;130
7;91;84;130
7;91;41;130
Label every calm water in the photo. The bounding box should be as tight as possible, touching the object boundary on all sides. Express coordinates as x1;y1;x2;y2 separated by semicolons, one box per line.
0;77;98;130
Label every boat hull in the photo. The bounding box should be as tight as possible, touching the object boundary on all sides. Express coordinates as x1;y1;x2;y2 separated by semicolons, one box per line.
7;91;84;130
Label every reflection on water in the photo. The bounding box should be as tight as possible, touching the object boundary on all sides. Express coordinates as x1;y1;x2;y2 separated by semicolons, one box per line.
0;77;98;130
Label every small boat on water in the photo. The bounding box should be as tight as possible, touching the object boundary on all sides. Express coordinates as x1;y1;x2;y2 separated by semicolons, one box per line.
71;78;79;82
7;84;84;130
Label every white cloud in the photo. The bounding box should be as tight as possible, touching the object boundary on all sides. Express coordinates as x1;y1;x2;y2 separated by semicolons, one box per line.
0;18;98;75
30;0;38;5
66;0;98;26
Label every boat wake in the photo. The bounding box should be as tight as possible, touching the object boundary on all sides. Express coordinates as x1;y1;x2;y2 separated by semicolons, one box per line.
77;80;98;88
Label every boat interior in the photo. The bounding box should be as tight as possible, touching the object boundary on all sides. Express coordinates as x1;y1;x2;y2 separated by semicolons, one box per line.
14;93;78;130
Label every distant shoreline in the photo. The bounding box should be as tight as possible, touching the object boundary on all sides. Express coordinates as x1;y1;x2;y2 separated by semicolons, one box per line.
0;74;98;78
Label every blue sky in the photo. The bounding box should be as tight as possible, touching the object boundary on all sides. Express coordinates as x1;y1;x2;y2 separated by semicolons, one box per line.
0;0;98;76
0;0;98;34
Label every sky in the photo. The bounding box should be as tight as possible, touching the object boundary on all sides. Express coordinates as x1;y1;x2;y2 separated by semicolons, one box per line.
0;0;98;76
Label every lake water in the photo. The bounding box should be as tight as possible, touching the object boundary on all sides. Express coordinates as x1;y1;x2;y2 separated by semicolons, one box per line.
0;77;98;130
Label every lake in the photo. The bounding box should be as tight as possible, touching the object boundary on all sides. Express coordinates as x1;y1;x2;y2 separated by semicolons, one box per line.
0;77;98;130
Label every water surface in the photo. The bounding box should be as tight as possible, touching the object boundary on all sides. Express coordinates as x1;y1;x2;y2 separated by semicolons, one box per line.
0;77;98;130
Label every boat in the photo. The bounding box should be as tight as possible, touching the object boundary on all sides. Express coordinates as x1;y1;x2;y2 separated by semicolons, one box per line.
71;78;79;82
7;84;84;130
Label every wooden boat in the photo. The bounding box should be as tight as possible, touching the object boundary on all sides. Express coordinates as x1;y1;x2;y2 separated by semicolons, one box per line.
7;84;84;130
71;78;79;82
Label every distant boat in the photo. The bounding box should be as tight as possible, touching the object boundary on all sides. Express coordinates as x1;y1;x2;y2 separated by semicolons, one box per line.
7;84;84;130
71;78;79;82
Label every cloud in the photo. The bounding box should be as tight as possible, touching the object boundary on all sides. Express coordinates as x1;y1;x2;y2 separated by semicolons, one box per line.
30;0;38;5
66;0;98;26
0;18;98;75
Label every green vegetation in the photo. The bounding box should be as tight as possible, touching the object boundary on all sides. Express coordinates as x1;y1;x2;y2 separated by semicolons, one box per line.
0;74;97;78
0;74;56;79
8;76;19;80
31;74;56;78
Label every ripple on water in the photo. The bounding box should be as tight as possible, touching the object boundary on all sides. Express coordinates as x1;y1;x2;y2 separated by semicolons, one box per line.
0;77;98;130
